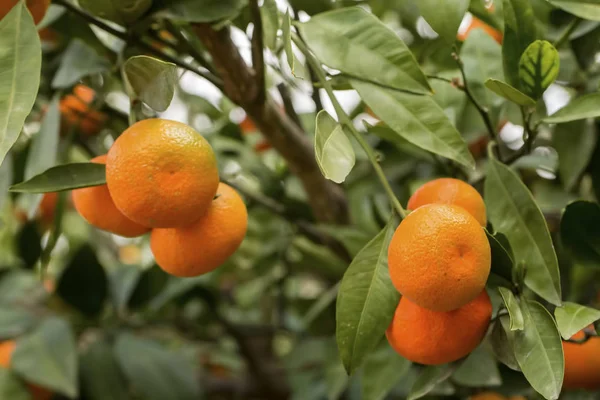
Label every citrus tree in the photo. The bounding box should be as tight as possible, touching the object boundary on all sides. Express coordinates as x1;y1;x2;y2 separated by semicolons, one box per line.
1;0;600;399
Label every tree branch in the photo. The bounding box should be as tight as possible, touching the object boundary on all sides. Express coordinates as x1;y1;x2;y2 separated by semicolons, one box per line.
193;23;349;225
249;0;266;104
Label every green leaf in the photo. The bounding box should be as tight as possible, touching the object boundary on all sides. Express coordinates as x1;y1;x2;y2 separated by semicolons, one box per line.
560;201;600;269
485;156;561;305
452;344;502;387
513;300;564;400
109;266;143;312
554;120;597;190
546;0;600;21
490;315;520;371
461;29;504;108
10;163;106;193
0;368;31;400
324;344;348;400
123;56;178;112
0;307;36;339
314;110;355;184
486;229;514;283
114;333;201;400
362;343;411;400
543;92;600;124
408;364;453;400
261;0;279;50
502;0;537;87
353;81;474;168
56;245;108;316
12;317;78;397
555;302;600;340
299;7;431;94
282;10;295;75
336;217;399;374
0;153;13;213
52;39;110;89
498;287;524;330
156;0;246;22
80;339;129;400
0;3;41;165
78;0;152;25
418;0;469;43
24;96;60;181
484;79;536;106
518;41;560;99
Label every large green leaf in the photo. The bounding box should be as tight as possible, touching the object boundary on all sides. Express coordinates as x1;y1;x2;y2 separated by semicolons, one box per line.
555;302;600;340
282;10;295;75
114;333;201;400
518;40;560;99
299;7;431;94
314;110;355;184
553;120;597;190
336;218;399;374
502;0;537;87
362;343;411;400
0;307;36;339
261;0;279;50
0;369;31;400
484;79;536;106
461;29;504;108
408;365;453;400
560;201;600;268
485;156;561;305
24;96;60;181
156;0;246;22
0;3;41;165
10;163;106;193
543;92;600;124
452;344;502;387
418;0;469;43
52;39;110;88
352;80;474;168
0;153;12;212
123;56;177;112
546;0;600;21
78;0;152;25
80;339;129;400
12;317;78;397
486;229;514;282
490;315;520;371
324;344;348;400
498;287;524;330
513;300;563;400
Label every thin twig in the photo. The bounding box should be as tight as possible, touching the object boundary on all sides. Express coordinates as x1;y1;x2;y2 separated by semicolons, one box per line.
554;17;582;48
249;0;266;103
277;83;304;130
163;20;217;75
54;0;223;89
427;74;455;84
521;107;536;153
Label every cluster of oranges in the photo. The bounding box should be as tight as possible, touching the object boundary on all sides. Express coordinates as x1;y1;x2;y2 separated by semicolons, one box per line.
385;178;492;365
72;118;248;277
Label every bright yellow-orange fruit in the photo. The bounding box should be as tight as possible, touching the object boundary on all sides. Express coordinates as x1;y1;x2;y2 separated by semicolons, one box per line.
388;204;491;312
407;178;487;226
0;0;50;25
106;119;220;228
386;290;492;365
562;329;600;390
0;341;53;400
59;85;107;136
72;155;150;237
151;183;247;277
457;15;503;44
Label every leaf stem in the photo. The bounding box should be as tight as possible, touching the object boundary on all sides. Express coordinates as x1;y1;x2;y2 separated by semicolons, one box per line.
292;34;407;219
39;191;67;278
553;17;582;49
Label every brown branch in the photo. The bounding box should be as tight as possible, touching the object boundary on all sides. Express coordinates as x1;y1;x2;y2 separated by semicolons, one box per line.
277;83;304;130
249;0;266;104
193;23;349;225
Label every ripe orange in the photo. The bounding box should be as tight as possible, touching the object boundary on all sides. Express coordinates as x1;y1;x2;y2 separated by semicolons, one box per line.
151;183;248;277
407;178;487;226
562;329;600;390
106;119;220;228
0;341;53;400
386;290;492;365
388;204;491;312
0;0;50;25
37;192;58;227
59;85;107;136
72;155;150;237
457;15;503;44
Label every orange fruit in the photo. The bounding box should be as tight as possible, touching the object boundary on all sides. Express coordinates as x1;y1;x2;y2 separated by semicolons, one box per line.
470;393;526;400
562;329;600;390
388;204;491;312
386;290;492;365
239;115;258;135
407;178;487;226
37;192;58;227
0;341;53;400
106;119;219;228
151;183;248;277
59;85;107;136
254;141;272;153
457;15;503;44
0;0;50;25
72;155;150;237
